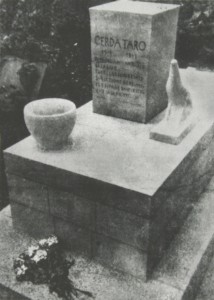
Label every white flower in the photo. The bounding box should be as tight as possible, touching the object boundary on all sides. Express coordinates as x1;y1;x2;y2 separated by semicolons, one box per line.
21;265;28;272
15;257;25;264
39;239;47;247
16;265;28;276
74;43;78;46
28;245;39;257
16;268;23;276
38;236;58;248
47;236;58;247
32;249;47;263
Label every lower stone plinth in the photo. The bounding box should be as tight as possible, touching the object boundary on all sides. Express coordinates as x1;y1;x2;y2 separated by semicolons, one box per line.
4;68;214;280
1;179;214;299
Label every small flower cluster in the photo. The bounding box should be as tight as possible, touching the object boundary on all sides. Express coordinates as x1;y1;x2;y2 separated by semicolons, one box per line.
13;236;93;299
14;235;59;283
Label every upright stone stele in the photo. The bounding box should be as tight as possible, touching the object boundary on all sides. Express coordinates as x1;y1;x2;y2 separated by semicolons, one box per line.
150;59;195;145
90;1;180;123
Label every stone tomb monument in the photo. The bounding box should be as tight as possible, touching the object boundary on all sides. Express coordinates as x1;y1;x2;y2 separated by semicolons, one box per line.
90;1;179;122
3;1;214;298
4;68;214;283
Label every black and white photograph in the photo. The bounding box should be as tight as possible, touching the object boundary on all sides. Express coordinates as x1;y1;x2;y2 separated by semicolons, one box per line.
1;0;214;299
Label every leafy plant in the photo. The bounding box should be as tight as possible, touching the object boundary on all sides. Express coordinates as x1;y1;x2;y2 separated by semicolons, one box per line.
176;0;214;68
0;84;27;113
0;0;92;105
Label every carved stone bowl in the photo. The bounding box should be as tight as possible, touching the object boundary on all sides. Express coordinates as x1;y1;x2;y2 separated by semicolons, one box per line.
24;98;76;150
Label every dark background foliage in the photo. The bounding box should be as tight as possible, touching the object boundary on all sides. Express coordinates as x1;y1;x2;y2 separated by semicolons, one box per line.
176;0;214;68
0;0;93;107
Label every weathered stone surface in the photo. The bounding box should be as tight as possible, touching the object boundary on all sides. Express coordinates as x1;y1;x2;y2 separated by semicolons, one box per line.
153;190;214;297
0;285;30;300
7;174;49;212
0;135;8;209
146;7;179;121
11;202;54;239
147;132;214;274
90;1;179;123
0;57;25;93
93;233;147;279
54;218;92;257
4;152;152;217
96;203;149;250
0;186;214;300
49;188;95;229
147;211;165;276
196;244;214;300
49;188;68;220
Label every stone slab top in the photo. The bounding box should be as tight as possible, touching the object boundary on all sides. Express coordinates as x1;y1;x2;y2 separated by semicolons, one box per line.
4;69;214;196
90;1;180;15
1;178;214;299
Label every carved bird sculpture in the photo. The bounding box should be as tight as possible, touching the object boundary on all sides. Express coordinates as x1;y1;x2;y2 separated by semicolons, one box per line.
164;59;193;128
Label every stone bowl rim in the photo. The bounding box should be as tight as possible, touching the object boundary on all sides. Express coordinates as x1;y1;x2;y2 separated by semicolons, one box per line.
24;98;76;119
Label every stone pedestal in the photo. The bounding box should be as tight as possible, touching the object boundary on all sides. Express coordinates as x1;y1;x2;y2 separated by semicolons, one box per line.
4;69;214;281
90;1;180;123
1;186;214;300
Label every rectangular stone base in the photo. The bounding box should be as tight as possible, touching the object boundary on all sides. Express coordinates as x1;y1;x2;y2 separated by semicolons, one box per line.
4;69;214;280
150;117;195;145
1;180;214;299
